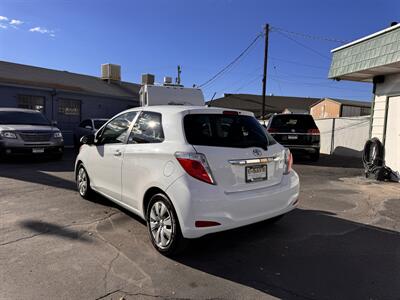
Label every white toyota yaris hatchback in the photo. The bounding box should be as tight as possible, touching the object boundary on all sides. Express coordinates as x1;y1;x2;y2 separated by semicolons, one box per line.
75;106;299;255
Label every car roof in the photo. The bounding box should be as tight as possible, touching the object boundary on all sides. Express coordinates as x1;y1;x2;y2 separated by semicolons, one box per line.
123;105;254;116
0;107;42;113
273;113;312;117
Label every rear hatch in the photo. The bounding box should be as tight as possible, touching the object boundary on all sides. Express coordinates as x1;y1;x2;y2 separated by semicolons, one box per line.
268;114;319;146
183;111;285;193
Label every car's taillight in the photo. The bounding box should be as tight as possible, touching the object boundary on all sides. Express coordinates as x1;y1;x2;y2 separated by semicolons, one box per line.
268;127;278;133
307;128;320;135
284;148;293;175
175;152;216;185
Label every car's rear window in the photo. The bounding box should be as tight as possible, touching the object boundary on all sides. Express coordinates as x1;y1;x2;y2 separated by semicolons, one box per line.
184;114;275;149
270;114;317;130
0;111;50;126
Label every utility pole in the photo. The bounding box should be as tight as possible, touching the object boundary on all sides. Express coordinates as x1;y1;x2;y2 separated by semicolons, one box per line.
176;65;182;85
261;23;269;120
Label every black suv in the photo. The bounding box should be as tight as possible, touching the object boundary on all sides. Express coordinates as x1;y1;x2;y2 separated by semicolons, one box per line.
266;114;320;161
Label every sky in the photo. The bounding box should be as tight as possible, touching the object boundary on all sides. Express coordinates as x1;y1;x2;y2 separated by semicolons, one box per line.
1;0;399;101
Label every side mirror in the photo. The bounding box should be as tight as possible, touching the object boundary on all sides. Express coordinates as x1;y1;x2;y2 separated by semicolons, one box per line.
51;120;58;126
80;134;95;145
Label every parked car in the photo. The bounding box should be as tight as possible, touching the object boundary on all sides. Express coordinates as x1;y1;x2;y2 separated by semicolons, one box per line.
73;118;108;148
75;106;299;255
266;114;320;161
0;108;64;159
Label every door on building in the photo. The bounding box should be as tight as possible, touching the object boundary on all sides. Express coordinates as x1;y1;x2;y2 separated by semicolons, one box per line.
385;96;400;174
58;99;81;145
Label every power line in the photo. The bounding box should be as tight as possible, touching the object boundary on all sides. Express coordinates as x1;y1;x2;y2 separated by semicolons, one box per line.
273;70;328;80
201;43;260;91
213;66;263;95
234;74;263;92
274;30;331;60
269;76;370;93
272;66;283;95
198;33;263;88
269;56;328;70
271;26;348;44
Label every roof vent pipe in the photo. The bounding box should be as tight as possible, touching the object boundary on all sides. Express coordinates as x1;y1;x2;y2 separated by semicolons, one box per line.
390;21;398;27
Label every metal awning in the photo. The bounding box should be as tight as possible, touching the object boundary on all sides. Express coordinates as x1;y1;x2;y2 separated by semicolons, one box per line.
329;24;400;82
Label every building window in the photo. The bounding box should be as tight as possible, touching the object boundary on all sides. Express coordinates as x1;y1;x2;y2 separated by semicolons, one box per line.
360;107;371;116
17;95;45;112
58;99;81;116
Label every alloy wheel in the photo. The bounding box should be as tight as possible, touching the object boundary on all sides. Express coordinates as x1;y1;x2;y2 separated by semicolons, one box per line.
149;201;173;249
77;167;88;196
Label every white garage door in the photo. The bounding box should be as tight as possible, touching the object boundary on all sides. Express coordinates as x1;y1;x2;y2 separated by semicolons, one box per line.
385;96;400;175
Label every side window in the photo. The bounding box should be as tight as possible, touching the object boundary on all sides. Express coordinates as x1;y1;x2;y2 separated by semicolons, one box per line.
79;120;92;128
98;112;137;145
129;111;164;144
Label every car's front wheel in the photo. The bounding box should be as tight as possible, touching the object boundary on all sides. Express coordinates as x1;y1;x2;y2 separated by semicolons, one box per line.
146;193;187;256
76;165;92;199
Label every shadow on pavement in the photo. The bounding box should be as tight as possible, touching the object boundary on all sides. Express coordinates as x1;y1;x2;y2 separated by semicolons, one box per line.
0;149;76;191
20;220;92;243
293;152;364;169
176;208;400;300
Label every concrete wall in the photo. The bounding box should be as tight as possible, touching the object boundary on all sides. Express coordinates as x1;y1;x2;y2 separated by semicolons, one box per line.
0;85;139;145
315;116;370;157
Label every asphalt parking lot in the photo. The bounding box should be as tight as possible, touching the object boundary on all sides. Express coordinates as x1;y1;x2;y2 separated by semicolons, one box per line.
1;150;399;300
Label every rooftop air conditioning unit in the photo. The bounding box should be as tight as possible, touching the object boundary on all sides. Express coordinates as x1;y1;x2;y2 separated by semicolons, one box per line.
101;63;121;81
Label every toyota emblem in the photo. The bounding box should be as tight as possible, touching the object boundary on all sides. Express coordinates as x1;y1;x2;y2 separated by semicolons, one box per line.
253;149;262;157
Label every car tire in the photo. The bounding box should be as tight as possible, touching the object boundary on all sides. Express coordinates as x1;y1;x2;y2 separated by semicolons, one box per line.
76;165;92;199
310;150;320;162
146;193;187;256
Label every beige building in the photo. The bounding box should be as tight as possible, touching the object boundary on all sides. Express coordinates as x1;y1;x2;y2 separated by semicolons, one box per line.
329;23;400;176
310;98;371;119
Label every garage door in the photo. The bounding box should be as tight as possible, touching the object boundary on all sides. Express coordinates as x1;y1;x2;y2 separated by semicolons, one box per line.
385;96;400;175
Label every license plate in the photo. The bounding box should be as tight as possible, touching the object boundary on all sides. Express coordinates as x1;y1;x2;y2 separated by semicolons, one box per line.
32;148;45;153
288;135;298;140
246;165;267;183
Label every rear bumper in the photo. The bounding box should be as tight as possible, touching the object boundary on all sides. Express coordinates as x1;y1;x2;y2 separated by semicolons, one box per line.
166;170;300;238
285;145;320;153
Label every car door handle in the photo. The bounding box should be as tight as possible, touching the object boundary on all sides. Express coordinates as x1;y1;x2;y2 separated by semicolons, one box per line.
114;150;122;156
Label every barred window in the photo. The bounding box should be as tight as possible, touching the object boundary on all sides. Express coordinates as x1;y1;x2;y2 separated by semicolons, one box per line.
58;99;81;116
17;95;45;112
